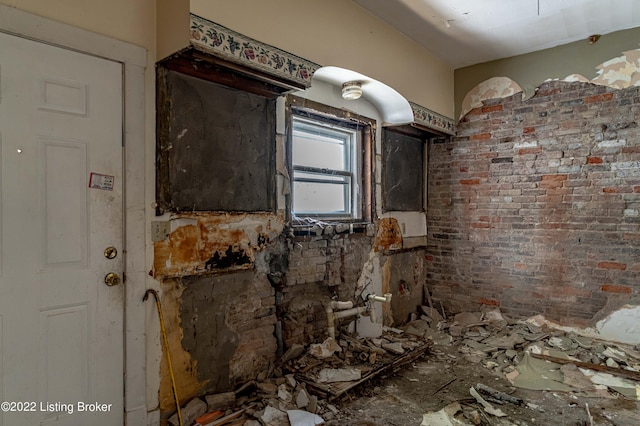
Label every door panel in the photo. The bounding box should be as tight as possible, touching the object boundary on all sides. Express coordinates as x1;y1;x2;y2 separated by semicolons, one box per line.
0;32;124;425
41;139;88;268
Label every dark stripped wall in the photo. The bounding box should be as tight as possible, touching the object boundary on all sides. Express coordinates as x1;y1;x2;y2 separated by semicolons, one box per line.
427;81;640;326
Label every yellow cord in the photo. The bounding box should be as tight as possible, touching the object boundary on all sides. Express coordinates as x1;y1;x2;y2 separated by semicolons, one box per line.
144;289;183;426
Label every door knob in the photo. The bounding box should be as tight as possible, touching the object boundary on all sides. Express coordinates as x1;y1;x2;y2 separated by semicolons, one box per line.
104;272;122;286
104;246;118;259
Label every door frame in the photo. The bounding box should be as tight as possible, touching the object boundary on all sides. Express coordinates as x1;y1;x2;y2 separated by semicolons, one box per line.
0;5;148;425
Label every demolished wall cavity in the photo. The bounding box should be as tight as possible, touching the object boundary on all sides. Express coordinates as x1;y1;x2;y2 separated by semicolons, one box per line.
153;70;433;416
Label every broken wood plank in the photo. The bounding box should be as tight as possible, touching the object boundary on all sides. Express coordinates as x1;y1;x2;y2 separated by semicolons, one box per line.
530;353;640;382
204;403;255;426
431;377;457;395
298;341;431;400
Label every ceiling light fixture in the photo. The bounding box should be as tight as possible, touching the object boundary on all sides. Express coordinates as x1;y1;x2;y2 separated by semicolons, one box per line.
342;81;362;100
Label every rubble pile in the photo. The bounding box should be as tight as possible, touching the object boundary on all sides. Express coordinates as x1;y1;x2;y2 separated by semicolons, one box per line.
169;304;640;425
169;329;430;426
403;306;640;399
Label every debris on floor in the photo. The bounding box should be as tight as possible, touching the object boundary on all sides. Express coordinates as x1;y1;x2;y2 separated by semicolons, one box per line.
414;306;640;399
170;305;640;425
170;327;430;425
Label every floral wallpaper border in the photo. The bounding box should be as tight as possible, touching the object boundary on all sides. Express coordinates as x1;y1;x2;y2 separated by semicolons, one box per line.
189;14;456;135
190;14;320;88
410;102;456;135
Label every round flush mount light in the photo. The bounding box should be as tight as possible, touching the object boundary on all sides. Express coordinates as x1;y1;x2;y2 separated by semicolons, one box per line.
342;81;363;100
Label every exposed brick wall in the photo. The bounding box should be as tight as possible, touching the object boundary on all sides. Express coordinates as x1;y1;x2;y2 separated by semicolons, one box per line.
282;233;374;347
176;271;277;396
427;81;640;325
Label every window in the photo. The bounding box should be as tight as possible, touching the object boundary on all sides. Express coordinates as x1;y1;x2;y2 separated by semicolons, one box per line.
292;114;364;220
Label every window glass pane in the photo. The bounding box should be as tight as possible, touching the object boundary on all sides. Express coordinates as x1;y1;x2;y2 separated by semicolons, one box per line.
293;181;347;215
293;130;346;171
295;171;347;183
291;115;361;219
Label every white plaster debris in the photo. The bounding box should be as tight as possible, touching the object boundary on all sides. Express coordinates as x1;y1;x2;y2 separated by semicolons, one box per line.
287;409;325;426
295;387;310;408
527;306;640;345
258;405;289;425
308;337;342;359
420;401;463;426
317;368;362;383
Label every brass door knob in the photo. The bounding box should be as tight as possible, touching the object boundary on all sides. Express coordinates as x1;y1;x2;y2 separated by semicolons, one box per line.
104;246;118;259
104;272;122;286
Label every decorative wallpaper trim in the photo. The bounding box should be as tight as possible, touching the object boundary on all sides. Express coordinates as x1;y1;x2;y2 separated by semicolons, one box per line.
190;14;320;88
189;14;456;134
410;102;456;135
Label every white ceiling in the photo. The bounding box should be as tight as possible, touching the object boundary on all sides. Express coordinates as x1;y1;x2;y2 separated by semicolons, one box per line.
354;0;640;68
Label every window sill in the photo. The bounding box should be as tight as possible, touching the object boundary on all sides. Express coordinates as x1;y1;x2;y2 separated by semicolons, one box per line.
290;220;374;237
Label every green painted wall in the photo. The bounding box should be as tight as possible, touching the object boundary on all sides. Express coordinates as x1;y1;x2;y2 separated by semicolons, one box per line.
454;27;640;119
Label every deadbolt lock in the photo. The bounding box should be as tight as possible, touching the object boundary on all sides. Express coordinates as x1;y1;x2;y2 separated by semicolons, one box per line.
104;272;122;287
104;246;118;259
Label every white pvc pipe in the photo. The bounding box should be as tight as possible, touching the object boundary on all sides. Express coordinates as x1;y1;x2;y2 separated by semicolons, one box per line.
326;294;392;338
333;306;368;320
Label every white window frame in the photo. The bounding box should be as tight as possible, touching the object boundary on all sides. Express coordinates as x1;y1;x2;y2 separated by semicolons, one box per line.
292;115;362;220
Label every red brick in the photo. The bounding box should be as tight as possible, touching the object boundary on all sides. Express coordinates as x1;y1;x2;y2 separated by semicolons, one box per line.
466;108;483;116
479;298;500;306
425;255;434;262
471;133;492;141
536;87;561;96
481;105;503;113
597;261;627;270
601;284;632;294
584;93;614;103
460;179;481;185
603;187;624;193
471;222;491;228
622;147;640;154
540;174;568;188
519;147;542;155
427;81;639;324
477;152;498;159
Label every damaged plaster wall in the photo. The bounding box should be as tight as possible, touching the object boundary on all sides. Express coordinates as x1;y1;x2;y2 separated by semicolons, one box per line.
153;213;286;412
459;48;640;120
427;79;640;329
454;26;640;118
153;74;431;415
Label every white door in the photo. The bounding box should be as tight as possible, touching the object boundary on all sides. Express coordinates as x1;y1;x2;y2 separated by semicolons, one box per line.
0;32;124;425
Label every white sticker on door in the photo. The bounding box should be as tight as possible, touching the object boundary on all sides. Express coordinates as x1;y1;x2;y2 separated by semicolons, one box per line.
89;172;114;191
